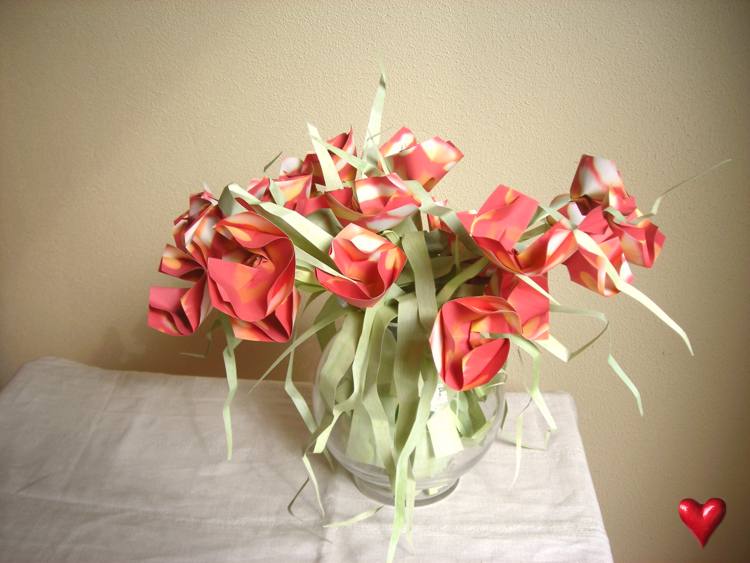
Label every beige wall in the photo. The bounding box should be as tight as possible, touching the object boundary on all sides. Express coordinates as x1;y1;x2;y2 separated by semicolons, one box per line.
1;1;748;560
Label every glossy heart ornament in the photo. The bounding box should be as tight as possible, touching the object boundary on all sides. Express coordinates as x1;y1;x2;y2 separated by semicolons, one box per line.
678;498;726;547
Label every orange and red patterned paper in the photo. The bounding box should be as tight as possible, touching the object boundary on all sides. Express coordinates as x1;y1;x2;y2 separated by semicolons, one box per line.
148;124;671;391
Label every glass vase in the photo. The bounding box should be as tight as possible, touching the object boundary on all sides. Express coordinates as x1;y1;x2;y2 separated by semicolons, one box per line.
312;326;506;506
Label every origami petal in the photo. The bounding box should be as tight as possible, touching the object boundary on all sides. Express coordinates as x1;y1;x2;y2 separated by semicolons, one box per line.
610;217;665;268
148;189;221;338
381;127;463;191
563;206;633;296
279;156;303;177
300;128;358;185
430;296;521;391
207;211;296;327
487;270;550;340
158;244;204;282
566;155;666;271
315;224;406;308
379;127;417;157
469;185;577;275
324;174;420;232
230;288;299;343
247;173;328;216
172;190;223;264
148;277;209;336
353;173;420;231
570;155;637;215
247;177;271;200
276;174;331;215
472;185;538;250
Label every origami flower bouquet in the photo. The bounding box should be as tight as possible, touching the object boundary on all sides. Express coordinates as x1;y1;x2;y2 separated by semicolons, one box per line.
148;74;695;560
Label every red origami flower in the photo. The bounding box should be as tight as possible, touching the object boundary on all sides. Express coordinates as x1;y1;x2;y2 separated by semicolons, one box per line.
246;175;328;216
430;296;521;391
379;127;463;191
207;211;298;342
465;185;577;275
561;205;633;296
280;128;358;186
568;155;665;268
325;173;421;232
148;191;223;336
315;223;406;308
485;269;550;340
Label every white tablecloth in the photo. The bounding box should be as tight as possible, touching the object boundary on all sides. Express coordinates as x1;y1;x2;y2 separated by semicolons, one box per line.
0;357;612;562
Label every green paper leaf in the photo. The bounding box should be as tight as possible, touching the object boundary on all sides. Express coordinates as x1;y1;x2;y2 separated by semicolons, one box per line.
219;316;241;460
388;354;437;563
573;229;693;355
402;231;438;331
227;184;337;269
404;180;482;255
262;150;283;173
307;122;343;190
361;70;387;177
361;305;398;474
608;354;644;416
427;406;464;458
436;257;488;305
516;273;561;306
323;505;384;528
650;158;731;216
492;333;557;433
247;301;349;395
537;304;609;363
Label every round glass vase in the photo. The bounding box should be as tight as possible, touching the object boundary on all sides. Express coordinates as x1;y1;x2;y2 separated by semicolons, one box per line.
312;328;506;507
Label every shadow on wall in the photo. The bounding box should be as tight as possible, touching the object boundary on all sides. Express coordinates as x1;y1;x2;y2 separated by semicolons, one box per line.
87;315;322;382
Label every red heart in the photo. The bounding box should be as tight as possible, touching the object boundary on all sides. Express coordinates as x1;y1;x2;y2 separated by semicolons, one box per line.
678;498;726;547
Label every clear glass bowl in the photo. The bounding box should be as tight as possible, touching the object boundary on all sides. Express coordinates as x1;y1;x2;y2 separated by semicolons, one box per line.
312;334;506;506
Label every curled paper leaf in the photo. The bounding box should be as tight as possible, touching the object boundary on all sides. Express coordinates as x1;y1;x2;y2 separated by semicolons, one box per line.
361;70;388;177
219;315;241;460
562;206;634;296
401;231;438;331
608;354;644;416
302;125;357;188
573;229;693;354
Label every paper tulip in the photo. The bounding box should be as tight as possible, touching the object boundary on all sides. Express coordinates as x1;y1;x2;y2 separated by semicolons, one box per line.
467;185;577;275
609;216;664;268
569;154;637;215
281;128;358;185
486;270;550;340
207;211;298;342
149;191;222;336
380;127;463;191
315;224;406;308
148;281;208;337
562;205;633;296
430;296;521;391
326;173;420;232
246;175;328;216
172;190;223;262
568;155;665;269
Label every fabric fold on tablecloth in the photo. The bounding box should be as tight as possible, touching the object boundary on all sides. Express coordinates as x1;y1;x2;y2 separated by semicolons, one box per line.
0;357;612;562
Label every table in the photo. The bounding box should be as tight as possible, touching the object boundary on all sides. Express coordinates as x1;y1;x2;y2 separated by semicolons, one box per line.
0;357;612;562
